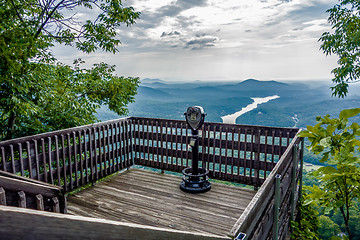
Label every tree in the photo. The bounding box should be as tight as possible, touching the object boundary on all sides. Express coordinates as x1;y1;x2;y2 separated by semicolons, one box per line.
318;215;341;240
296;1;360;238
299;108;360;239
332;201;360;240
0;0;140;140
320;0;360;98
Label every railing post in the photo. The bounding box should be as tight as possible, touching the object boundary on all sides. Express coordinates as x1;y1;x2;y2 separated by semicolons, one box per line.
129;119;135;168
298;138;304;202
273;174;281;240
0;187;6;205
254;132;260;190
290;144;298;223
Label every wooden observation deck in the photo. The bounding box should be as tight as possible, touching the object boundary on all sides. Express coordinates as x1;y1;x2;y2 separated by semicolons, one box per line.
0;117;304;239
67;168;256;237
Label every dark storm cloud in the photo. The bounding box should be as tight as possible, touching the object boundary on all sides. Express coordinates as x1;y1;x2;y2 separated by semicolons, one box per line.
185;36;218;50
161;31;181;37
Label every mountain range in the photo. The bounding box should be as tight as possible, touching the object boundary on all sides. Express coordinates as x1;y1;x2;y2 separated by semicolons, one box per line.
96;78;360;128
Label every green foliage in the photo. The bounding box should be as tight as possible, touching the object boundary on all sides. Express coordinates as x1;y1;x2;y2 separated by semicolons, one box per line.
298;108;360;239
302;170;320;187
348;202;360;240
303;148;327;166
291;193;320;240
331;200;360;240
319;0;360;98
318;215;341;240
0;0;140;140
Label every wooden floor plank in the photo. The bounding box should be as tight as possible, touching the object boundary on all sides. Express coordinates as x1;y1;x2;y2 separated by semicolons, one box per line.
104;179;252;211
113;171;255;201
85;187;237;233
67;169;256;237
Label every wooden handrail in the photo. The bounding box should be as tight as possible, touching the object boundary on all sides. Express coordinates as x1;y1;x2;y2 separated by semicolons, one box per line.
0;117;132;146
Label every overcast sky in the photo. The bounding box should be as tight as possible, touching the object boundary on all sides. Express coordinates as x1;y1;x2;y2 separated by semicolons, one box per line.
54;0;339;82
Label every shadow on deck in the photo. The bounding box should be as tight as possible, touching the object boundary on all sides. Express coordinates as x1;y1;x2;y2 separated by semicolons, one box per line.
68;168;256;237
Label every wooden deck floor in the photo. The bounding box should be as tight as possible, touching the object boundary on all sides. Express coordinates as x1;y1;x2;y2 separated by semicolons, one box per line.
67;169;256;237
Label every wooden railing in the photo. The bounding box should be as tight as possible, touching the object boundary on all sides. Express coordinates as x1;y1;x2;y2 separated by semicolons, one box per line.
0;118;133;193
0;170;66;213
0;117;298;192
132;117;299;187
229;134;304;240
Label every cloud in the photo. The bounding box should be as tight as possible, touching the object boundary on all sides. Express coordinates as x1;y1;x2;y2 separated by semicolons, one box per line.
137;0;209;28
161;31;181;37
117;0;210;50
159;0;208;16
54;0;339;82
185;36;219;50
176;15;202;29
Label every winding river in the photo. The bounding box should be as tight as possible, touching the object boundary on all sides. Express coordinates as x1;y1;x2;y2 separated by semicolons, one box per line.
221;95;280;124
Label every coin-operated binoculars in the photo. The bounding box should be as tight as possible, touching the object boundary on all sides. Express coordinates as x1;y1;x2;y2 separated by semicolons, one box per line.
180;106;211;193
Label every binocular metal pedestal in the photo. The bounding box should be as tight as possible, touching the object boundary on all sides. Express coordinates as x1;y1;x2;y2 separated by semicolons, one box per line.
180;127;211;193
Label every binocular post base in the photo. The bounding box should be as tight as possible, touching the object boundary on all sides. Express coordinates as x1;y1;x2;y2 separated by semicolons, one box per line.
180;168;211;193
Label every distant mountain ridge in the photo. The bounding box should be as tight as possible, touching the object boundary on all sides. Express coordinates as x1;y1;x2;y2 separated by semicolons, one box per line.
96;78;360;129
141;78;167;84
136;86;171;99
219;79;291;93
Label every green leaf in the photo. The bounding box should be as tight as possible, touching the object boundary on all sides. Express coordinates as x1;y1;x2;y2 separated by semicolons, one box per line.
324;206;333;214
339;108;360;119
319;137;331;148
303;198;313;206
330;236;343;240
298;131;315;138
350;139;360;147
311;145;325;154
320;152;330;163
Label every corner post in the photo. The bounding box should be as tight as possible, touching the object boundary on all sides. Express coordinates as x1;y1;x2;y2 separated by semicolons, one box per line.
254;131;260;190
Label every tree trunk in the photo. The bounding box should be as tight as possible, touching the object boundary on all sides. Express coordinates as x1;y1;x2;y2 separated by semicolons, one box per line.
4;111;16;140
340;206;353;240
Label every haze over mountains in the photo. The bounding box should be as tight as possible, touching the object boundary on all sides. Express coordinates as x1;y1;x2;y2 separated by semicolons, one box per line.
96;79;360;128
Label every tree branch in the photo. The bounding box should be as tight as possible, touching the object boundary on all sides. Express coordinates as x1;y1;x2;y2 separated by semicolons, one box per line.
37;0;53;27
10;0;25;25
35;0;67;39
